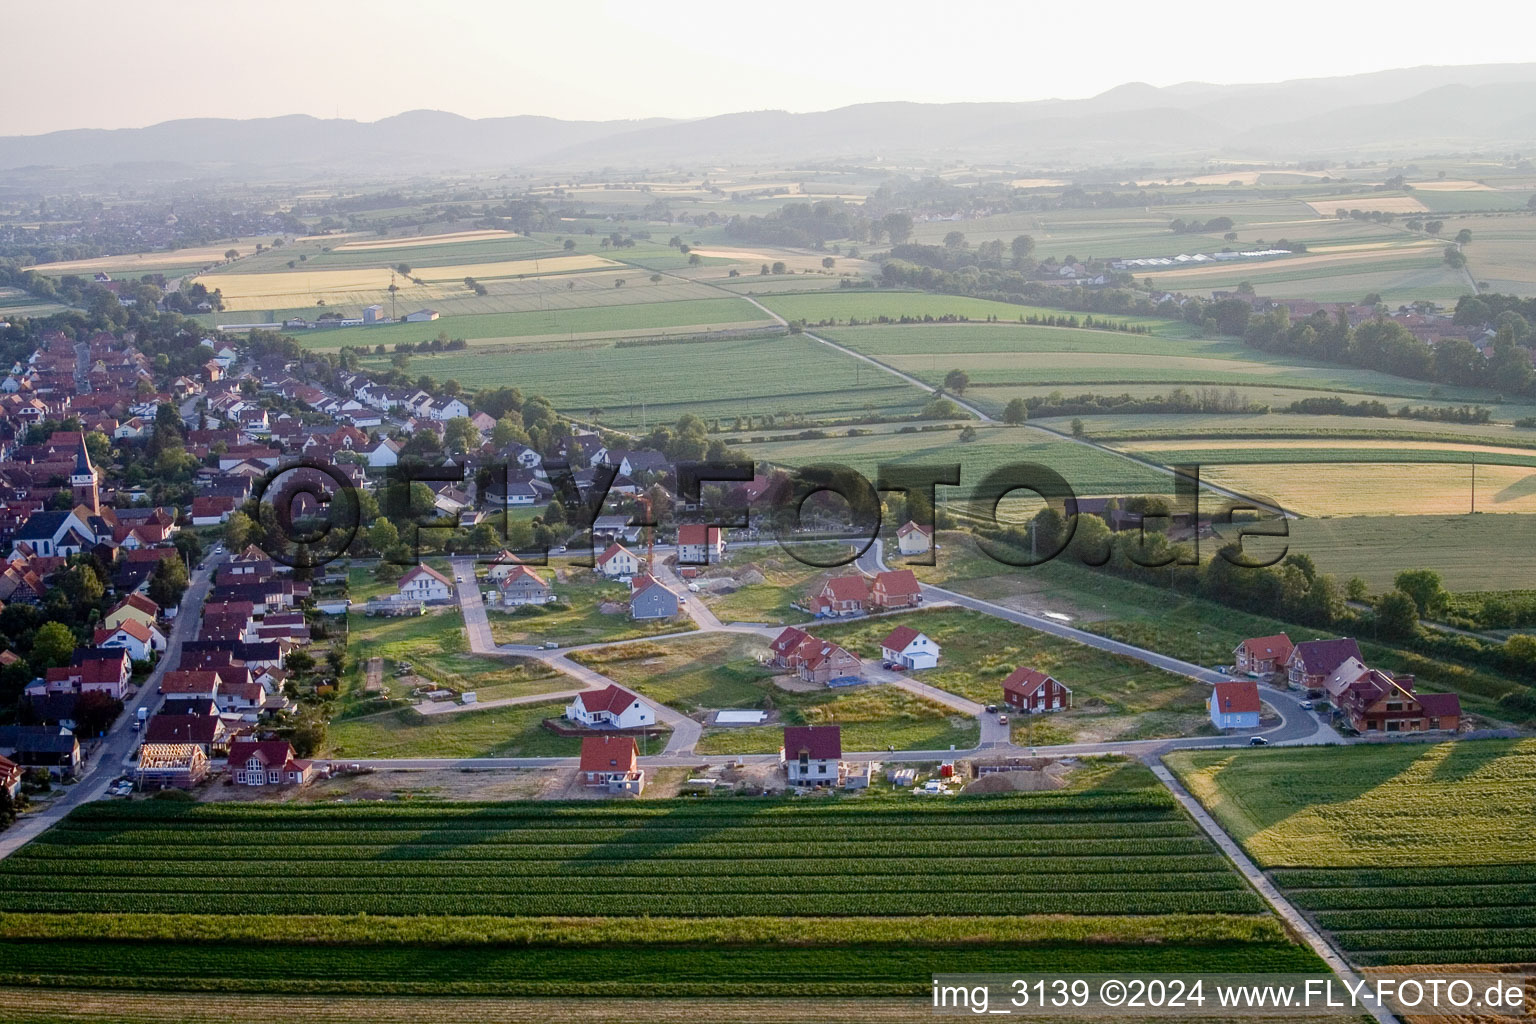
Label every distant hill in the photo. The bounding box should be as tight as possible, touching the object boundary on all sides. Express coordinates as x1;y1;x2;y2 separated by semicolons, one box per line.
3;63;1535;176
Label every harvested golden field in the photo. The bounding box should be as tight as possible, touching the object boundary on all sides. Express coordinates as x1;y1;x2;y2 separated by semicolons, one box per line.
23;238;309;275
1198;462;1536;516
195;255;620;310
1120;438;1536;461
333;229;521;251
1305;195;1429;215
1408;179;1495;191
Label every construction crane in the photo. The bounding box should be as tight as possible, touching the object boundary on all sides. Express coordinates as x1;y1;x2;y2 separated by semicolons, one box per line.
635;493;655;573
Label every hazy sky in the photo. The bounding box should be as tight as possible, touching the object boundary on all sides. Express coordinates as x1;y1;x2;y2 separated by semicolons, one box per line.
6;1;1531;135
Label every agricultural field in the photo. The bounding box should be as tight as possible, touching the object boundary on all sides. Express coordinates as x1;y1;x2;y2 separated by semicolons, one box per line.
485;573;697;647
1197;461;1536;516
1285;515;1536;592
23;236;297;280
811;608;1212;745
0;782;1325;998
742;424;1176;520
1167;741;1536;965
352;332;930;431
755;290;1174;331
574;633;978;753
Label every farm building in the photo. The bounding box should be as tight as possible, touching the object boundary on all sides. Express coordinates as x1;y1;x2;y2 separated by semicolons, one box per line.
1209;681;1262;731
1234;634;1293;676
895;520;933;555
578;735;645;794
397;564;454;604
134;743;209;790
1002;667;1072;713
403;309;440;323
496;564;555;606
1286;638;1362;691
676;524;726;565
595;543;642;579
781;725;845;785
870;570;922;610
880;625;939;670
566;685;655;730
362;305;387;324
810;575;868;617
629;574;680;621
227;739;315;787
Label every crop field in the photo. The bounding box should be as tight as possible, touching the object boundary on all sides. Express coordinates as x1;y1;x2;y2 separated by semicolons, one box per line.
23;236;295;278
757;290;1175;330
352;332;929;430
809;608;1212;744
575;633;978;753
1196;461;1536;516
1167;741;1536;966
1285;515;1536;592
1060;412;1536;447
813;322;1503;418
0;789;1324;998
744;424;1177;518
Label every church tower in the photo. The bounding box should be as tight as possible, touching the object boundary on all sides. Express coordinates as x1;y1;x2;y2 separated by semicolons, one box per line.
70;436;100;514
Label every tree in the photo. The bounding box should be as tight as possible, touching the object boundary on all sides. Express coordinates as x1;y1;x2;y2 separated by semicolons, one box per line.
943;230;967;249
285;649;316;676
73;690;122;736
1444;246;1467;269
31;621;75;672
224;510;255;550
1456;228;1473;245
881;212;913;246
367;517;400;554
1010;235;1036;266
564;239;576;251
1374;589;1421;640
148;555;190;609
1070;418;1085;438
771;261;787;275
688;254;701;267
1003;398;1029;424
1424;220;1444;236
958;425;977;441
224;249;239;260
943;369;970;394
821;257;835;269
1346;576;1369;601
1394;569;1447;618
442;416;479;454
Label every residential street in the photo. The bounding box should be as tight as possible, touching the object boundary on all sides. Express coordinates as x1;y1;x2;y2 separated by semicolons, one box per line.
0;549;224;860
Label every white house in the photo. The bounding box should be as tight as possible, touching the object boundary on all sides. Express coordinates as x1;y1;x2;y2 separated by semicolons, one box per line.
366;439;401;469
397;564;454;604
781;725;843;785
431;398;471;422
880;625;939;670
1209;680;1262;730
93;620;166;661
595;543;642;578
566;685;655;730
676;524;725;565
895;520;933;556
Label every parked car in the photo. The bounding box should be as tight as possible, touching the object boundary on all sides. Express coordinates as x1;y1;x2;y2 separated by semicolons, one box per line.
1249;736;1269;746
543;641;559;650
1300;700;1314;710
985;704;998;714
997;714;1009;725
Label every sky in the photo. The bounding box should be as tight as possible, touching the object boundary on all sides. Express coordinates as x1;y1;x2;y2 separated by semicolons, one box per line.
5;0;1533;135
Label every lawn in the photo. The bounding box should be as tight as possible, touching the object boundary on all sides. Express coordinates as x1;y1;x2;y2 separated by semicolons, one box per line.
697;547;849;625
343;605;560;702
485;573;696;647
575;633;978;754
0;783;1323;996
812;608;1213;744
324;699;578;759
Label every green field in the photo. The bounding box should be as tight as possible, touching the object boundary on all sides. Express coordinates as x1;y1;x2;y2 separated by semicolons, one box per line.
352;332;932;430
325;698;580;760
758;290;1174;331
575;633;978;753
0;784;1324;996
1167;740;1536;965
1287;515;1536;592
810;608;1211;744
485;574;697;646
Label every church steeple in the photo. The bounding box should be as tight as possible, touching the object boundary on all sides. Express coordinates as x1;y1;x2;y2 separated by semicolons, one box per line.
70;435;99;514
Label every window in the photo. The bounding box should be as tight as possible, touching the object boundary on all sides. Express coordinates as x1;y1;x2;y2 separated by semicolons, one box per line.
818;764;827;775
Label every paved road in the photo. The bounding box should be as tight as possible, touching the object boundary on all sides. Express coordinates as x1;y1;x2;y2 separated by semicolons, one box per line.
0;548;224;860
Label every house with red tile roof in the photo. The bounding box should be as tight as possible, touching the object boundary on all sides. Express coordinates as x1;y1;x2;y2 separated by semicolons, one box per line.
1323;657;1460;734
397;563;453;603
1002;667;1072;714
1209;680;1262;730
594;542;642;578
565;685;655;730
781;725;843;785
794;638;862;686
870;569;922;610
227;739;314;787
1233;634;1293;676
93;619;165;662
676;524;725;565
578;735;644;794
880;625;939;670
895;520;933;555
768;626;811;668
810;574;868;617
1286;638;1363;691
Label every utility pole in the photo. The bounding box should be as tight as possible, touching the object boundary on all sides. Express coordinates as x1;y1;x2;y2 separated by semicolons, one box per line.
1471;459;1476;514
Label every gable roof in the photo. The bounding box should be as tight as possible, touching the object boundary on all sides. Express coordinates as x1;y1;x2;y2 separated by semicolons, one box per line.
1238;633;1293;662
783;724;841;760
144;714;223;745
399;563;452;589
596;542;638;567
1002;666;1063;698
896;520;933;538
676;524;721;546
1290;638;1363;675
1211;680;1262;714
1416;692;1462;718
770;626;809;656
882;625;926;651
227;739;306;771
873;569;921;598
819;575;869;602
579;734;638;774
573;684;646;716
